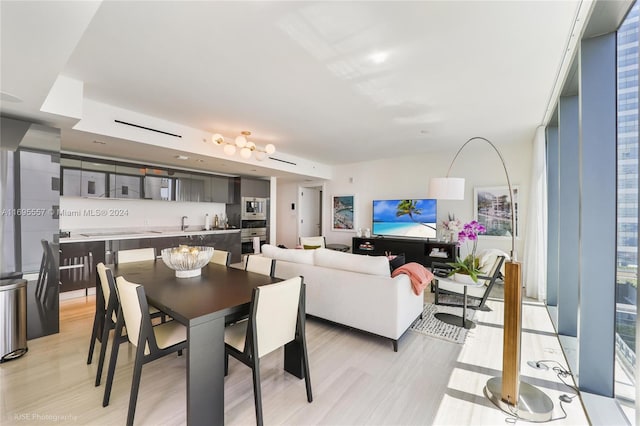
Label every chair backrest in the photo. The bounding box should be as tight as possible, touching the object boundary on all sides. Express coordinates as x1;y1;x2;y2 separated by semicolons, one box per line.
299;236;326;249
252;276;303;358
117;248;156;264
210;249;231;266
478;254;506;286
96;262;112;305
245;255;275;277
115;276;145;347
97;262;119;322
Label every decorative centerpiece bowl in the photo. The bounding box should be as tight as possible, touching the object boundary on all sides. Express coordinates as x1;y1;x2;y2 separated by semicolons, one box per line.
161;245;214;278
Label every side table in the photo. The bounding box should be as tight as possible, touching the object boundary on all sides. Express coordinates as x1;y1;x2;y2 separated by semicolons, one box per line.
433;277;484;329
325;243;350;252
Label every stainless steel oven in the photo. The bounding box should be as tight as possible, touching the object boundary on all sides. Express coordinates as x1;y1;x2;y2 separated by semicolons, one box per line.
241;227;267;243
241;197;267;220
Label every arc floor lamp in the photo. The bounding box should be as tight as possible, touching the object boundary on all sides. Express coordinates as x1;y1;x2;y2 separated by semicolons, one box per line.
428;136;553;421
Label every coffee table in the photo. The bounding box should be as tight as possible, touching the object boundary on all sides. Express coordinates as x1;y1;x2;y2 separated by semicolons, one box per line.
434;276;484;329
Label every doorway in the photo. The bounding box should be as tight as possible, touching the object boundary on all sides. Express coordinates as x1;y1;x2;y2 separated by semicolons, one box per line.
298;185;323;242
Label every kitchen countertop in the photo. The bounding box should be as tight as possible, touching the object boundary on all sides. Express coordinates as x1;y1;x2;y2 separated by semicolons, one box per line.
60;228;240;244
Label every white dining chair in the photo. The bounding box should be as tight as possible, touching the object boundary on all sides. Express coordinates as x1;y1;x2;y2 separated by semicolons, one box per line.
224;276;312;426
245;255;275;277
87;263;165;387
103;276;187;426
299;236;326;249
210;249;231;266
116;247;156;264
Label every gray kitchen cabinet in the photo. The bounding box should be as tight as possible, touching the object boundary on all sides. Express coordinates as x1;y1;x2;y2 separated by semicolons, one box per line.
60;241;106;293
211;176;235;203
241;177;270;198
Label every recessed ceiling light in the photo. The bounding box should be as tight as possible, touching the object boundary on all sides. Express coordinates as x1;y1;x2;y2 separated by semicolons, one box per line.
175;155;189;160
369;51;388;64
195;159;204;163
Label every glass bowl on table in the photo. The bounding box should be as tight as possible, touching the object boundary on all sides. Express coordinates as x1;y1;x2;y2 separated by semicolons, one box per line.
161;246;214;278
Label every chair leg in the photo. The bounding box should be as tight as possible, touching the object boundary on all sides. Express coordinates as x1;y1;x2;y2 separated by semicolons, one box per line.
300;337;313;403
95;319;113;386
252;358;263;426
126;347;145;426
87;311;101;365
103;319;124;407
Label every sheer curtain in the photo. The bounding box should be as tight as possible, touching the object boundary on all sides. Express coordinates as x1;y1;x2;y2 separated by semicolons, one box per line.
523;126;548;301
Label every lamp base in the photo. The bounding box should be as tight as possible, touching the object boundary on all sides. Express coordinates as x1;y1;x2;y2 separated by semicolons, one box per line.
485;377;553;422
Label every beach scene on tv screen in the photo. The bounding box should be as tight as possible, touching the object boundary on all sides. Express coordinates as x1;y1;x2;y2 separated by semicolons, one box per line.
373;199;437;238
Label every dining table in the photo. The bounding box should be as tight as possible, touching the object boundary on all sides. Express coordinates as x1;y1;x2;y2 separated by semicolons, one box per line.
110;260;305;425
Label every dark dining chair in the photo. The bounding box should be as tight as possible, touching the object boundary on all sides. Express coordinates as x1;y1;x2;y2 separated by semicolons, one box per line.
224;276;312;426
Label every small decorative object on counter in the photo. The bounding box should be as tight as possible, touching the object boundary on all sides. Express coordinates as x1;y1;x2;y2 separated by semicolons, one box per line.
161;245;214;278
205;214;211;231
364;228;371;238
214;214;219;229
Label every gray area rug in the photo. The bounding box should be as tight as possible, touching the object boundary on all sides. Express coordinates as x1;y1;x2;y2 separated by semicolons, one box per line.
409;303;476;344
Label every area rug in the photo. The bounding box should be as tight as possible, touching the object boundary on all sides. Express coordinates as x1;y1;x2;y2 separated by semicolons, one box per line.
409;303;476;344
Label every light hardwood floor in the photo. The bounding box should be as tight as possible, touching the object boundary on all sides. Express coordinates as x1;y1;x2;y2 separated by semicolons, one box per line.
1;287;589;425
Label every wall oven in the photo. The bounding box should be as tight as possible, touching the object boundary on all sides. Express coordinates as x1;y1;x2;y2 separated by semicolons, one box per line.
241;197;267;220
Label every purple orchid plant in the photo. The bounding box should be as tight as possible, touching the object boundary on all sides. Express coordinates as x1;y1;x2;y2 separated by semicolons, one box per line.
447;220;487;282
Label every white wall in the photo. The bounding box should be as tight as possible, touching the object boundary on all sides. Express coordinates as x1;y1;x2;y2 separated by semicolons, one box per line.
276;138;533;259
60;196;226;231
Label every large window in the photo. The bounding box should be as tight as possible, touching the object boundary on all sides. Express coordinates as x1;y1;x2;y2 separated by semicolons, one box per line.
616;1;639;421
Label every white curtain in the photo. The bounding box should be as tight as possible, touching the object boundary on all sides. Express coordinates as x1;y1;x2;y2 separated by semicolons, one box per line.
523;126;548;301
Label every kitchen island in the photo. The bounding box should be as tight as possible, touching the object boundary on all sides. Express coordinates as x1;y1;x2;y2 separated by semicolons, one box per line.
59;228;241;294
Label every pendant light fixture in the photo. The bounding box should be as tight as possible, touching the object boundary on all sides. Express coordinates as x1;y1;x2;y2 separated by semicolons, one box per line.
211;131;275;161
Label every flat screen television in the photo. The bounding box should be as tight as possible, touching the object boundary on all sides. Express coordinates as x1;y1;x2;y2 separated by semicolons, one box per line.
372;199;437;238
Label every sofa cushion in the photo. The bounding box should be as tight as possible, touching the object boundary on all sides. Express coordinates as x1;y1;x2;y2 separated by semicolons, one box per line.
314;248;390;276
261;244;315;265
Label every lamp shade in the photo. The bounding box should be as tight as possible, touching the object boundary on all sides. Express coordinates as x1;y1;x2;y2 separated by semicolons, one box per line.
428;177;465;200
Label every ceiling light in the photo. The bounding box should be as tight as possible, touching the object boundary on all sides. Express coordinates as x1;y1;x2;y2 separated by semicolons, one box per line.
210;130;276;161
175;155;189;160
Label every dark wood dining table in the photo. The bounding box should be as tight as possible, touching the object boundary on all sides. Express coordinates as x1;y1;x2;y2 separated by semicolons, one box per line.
110;260;304;425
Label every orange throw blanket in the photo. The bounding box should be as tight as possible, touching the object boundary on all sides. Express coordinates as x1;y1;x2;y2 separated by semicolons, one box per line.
391;262;434;295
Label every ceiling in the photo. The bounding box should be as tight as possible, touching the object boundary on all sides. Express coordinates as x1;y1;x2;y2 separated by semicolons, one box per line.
2;1;585;171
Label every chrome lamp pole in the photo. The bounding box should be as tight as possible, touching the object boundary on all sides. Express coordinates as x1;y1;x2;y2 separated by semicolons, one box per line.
428;136;553;422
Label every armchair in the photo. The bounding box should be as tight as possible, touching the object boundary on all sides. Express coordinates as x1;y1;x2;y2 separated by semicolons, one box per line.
434;250;506;310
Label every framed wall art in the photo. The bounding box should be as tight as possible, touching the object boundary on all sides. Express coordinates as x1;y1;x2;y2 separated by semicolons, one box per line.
332;195;355;231
473;186;519;238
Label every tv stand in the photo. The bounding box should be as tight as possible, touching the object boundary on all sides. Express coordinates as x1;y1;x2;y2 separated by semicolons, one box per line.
352;236;458;268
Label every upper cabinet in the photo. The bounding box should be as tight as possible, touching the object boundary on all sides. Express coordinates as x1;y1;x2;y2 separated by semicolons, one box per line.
60;154;245;203
241;177;270;198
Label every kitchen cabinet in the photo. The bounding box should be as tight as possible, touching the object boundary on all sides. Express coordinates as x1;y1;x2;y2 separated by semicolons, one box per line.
109;165;143;199
241;177;270;198
59;241;105;293
211;176;236;203
107;232;242;265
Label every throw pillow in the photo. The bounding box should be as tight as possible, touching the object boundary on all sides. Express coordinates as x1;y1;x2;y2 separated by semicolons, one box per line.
303;245;321;250
388;253;406;272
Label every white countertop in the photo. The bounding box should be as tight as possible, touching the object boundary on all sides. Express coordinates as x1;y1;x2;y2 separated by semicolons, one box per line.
60;227;240;243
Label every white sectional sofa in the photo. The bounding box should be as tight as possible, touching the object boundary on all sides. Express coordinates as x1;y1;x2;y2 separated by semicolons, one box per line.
260;244;424;351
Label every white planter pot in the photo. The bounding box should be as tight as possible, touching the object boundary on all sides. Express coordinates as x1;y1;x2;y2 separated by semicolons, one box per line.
454;273;476;285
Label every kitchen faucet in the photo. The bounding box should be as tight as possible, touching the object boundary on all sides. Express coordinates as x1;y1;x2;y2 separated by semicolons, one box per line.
181;216;188;231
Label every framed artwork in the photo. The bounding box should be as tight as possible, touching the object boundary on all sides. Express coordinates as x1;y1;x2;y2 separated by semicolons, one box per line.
473;186;519;238
332;195;355;231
